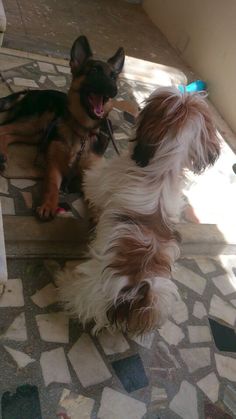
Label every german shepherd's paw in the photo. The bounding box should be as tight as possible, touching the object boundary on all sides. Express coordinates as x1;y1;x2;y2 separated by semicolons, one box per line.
36;202;57;221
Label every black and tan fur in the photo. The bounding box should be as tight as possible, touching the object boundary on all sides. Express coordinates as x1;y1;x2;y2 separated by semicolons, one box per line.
0;36;125;220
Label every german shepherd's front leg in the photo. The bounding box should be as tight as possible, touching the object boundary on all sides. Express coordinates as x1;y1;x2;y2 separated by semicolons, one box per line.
37;141;70;221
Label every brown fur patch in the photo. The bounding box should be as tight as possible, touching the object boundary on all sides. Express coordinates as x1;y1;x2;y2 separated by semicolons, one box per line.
107;282;158;335
105;210;180;334
107;213;176;283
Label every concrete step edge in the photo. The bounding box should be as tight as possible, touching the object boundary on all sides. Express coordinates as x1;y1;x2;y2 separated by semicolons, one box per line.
3;216;235;258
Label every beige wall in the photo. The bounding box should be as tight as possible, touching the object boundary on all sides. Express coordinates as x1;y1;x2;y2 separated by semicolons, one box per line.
143;0;236;135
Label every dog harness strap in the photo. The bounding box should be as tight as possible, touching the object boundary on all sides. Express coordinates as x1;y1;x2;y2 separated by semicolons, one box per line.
60;136;86;193
76;136;86;160
105;118;120;156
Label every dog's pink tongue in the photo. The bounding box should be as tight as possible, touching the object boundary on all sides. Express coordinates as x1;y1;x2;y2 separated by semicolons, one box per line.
89;94;104;116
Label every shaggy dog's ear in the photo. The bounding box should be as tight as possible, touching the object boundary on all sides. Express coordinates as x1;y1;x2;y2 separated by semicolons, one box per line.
132;142;155;167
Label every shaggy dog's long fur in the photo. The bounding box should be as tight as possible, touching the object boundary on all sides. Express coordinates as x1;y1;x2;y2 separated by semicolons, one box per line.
57;86;220;335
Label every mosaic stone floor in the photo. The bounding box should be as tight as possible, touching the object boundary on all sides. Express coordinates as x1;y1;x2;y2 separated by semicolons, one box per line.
0;256;236;418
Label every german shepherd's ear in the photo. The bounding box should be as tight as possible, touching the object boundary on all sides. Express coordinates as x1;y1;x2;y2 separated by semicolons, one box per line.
70;35;93;75
108;47;125;75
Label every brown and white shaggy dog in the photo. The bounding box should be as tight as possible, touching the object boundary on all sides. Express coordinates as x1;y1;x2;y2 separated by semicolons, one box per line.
57;86;220;335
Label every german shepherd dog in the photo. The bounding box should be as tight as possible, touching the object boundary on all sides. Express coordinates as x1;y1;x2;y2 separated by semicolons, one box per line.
0;36;125;220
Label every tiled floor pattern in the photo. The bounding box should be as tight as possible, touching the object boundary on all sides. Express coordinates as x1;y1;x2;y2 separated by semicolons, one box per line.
0;256;236;418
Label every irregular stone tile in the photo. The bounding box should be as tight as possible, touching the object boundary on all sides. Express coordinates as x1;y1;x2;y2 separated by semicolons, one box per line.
187;325;211;343
212;274;236;296
13;78;39;88
157;341;180;368
9;84;27;93
131;332;155;349
120;122;132;135
97;387;146;419
0;278;24;307
215;354;236;381
219;255;236;280
31;283;57;308
68;333;111;387
112;354;148;393
172;299;188;324
58;388;94;419
224;385;236;416
35;312;69;343
0;176;9;194
173;264;206;295
48;75;66;87
72;198;86;218
124;111;136;125
39;75;46;84
98;330;130;355
204;401;233;419
40;348;71;386
56;65;70;74
231;299;236;307
10;179;36;189
194;257;216;274
169;381;198;419
3;312;27;341
209;318;236;352
38;61;56;73
193;301;207;319
109;109;120;122
1;196;15;215
179;347;211;373
1;383;41;418
159;320;184;345
4;345;35;369
114;132;128;140
209;294;236;326
151;386;167;405
21;191;33;209
197;372;219;403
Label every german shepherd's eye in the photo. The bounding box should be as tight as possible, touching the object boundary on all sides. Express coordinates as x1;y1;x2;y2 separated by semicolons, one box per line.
90;66;99;74
110;72;117;80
